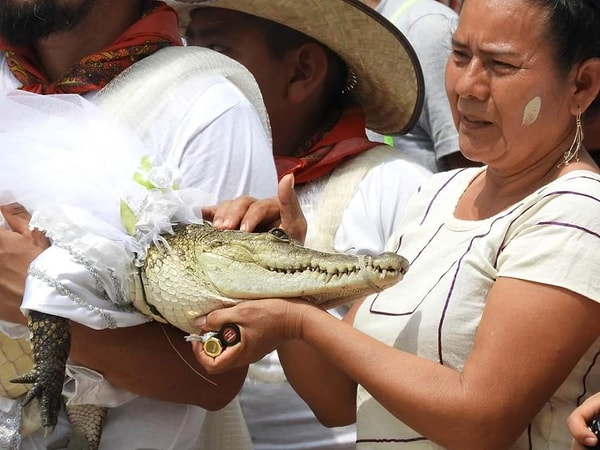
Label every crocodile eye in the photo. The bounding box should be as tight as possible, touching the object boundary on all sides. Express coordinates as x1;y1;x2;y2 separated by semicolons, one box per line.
269;228;291;241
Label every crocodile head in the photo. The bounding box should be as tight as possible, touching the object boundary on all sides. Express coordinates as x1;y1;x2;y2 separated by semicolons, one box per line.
139;222;408;333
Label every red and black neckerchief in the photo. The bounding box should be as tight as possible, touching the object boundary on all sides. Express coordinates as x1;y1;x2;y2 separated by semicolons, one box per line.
0;1;182;94
275;106;380;184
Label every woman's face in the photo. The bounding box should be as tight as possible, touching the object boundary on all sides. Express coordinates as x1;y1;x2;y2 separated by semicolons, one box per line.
445;0;575;170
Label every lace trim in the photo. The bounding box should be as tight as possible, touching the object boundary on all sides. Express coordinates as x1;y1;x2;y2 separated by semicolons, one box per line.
0;398;22;450
27;267;124;329
53;242;131;309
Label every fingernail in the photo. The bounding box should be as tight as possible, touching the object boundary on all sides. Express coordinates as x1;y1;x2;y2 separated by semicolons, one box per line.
585;437;598;445
195;316;206;327
213;218;222;227
223;219;231;229
240;223;248;232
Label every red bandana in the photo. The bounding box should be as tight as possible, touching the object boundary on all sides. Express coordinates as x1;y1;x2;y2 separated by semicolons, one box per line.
0;1;182;94
275;108;380;184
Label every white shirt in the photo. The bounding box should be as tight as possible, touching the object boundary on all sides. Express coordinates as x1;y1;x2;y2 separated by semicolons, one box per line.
0;48;277;450
354;168;600;449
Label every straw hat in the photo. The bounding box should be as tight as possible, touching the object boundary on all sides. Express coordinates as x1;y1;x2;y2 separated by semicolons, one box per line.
166;0;424;136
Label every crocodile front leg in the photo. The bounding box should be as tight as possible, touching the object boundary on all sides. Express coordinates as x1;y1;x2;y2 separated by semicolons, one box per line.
11;310;70;435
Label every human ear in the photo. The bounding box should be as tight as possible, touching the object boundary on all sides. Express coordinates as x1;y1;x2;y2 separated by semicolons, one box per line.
284;42;329;105
572;57;600;115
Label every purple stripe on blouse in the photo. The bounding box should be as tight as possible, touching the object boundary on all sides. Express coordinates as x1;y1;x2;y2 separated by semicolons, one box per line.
419;169;467;226
537;221;600;238
437;205;519;364
495;188;600;264
356;437;428;444
372;175;600;369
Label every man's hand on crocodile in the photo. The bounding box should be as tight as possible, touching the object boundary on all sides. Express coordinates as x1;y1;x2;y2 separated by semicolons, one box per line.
202;174;308;242
0;203;49;324
191;298;312;373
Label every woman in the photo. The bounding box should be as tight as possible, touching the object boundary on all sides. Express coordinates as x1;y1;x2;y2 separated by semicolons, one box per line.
193;0;600;448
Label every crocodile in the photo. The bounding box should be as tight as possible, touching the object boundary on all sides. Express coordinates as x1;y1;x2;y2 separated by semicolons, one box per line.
2;221;408;449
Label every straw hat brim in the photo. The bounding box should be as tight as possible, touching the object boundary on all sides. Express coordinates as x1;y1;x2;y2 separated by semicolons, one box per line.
167;0;424;136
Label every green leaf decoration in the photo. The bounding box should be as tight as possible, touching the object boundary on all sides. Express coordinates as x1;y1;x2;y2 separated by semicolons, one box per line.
133;171;156;190
120;200;138;235
140;155;153;171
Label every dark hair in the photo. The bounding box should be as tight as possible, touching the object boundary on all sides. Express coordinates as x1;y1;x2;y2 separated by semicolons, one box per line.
256;17;350;112
528;0;600;118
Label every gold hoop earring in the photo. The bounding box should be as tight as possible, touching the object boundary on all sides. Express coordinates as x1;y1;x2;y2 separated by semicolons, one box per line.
558;109;584;167
341;67;358;96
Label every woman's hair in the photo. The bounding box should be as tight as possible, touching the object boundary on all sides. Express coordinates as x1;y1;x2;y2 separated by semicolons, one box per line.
529;0;600;117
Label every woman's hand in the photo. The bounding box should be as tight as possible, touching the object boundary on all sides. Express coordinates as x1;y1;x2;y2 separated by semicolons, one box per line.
0;203;49;324
201;174;307;242
191;298;312;373
567;392;600;449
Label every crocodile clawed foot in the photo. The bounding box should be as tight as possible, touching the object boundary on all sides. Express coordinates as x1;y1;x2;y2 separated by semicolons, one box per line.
11;310;71;435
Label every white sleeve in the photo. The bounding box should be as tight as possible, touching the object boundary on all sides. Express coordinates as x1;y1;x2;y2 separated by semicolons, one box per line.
21;245;151;329
498;177;600;302
335;158;433;255
155;76;278;203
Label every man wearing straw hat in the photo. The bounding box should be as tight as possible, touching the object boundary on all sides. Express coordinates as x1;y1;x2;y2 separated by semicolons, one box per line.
174;1;431;448
0;1;278;449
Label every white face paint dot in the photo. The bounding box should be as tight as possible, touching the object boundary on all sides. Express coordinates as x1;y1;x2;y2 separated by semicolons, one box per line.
522;97;542;126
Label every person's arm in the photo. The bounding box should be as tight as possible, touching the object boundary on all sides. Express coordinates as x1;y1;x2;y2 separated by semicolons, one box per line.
69;321;247;410
567;392;600;449
193;277;600;449
0;204;48;325
276;301;361;427
191;297;358;424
